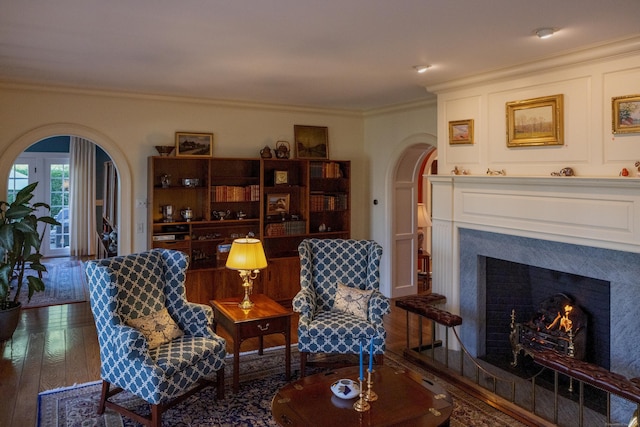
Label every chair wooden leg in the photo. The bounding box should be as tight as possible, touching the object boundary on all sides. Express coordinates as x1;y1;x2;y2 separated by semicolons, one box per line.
216;367;225;400
300;351;308;377
98;380;109;414
150;404;161;427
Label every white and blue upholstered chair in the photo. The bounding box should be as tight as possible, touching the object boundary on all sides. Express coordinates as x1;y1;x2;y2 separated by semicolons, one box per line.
84;249;227;427
292;238;390;377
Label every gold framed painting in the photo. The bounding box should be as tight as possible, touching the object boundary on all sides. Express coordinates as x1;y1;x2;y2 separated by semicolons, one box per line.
506;94;564;147
449;119;474;144
175;132;214;157
266;193;290;216
612;94;640;134
294;125;329;159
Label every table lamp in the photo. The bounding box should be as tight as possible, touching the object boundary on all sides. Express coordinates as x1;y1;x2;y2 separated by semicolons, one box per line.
417;203;431;254
225;237;268;309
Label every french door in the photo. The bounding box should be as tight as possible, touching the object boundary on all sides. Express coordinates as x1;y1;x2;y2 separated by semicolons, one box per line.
9;154;70;258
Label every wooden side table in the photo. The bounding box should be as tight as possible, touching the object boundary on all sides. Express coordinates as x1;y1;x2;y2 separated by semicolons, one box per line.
211;294;293;393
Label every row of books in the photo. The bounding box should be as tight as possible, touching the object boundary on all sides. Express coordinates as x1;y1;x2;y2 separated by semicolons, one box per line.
264;220;307;237
212;185;260;202
309;162;343;179
310;193;348;211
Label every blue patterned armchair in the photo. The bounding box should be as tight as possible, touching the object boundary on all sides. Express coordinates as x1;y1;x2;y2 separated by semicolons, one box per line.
292;239;390;377
84;249;227;427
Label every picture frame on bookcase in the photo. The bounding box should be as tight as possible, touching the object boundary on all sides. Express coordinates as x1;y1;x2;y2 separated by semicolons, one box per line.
175;132;214;157
267;193;290;215
294;125;329;159
274;170;288;185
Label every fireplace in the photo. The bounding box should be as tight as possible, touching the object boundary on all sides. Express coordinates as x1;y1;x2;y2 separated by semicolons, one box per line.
456;228;639;420
430;175;640;422
483;257;610;370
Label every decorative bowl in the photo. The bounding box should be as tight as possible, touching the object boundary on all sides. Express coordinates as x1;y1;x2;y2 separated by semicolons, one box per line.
330;378;359;399
181;178;200;188
154;145;175;156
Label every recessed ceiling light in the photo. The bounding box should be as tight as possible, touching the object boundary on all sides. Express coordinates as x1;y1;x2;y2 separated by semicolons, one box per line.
535;27;555;39
414;65;431;73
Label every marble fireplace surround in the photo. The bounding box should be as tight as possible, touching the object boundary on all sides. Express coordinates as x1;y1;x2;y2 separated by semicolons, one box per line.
431;175;640;377
430;175;640;420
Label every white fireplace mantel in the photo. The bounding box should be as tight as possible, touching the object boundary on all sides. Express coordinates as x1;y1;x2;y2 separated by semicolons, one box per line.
429;175;640;348
431;175;640;255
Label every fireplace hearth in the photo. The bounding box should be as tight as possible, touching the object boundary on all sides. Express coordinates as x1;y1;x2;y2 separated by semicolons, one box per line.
457;228;640;421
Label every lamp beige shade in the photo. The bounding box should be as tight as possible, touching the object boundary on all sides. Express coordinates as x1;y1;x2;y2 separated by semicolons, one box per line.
417;203;431;228
225;238;268;271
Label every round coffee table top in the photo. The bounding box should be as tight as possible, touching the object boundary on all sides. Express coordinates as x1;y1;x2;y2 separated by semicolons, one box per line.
271;364;453;426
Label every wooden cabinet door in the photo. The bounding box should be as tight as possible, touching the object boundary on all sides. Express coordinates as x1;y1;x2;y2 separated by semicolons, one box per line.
263;257;300;305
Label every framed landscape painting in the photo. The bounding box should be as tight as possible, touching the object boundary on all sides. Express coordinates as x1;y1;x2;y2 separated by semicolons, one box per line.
449;119;474;144
175;132;214;157
612;94;640;134
266;193;290;216
294;125;328;159
506;94;564;147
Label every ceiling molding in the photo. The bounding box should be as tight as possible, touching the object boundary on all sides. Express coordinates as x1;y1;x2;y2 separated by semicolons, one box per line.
0;81;364;117
426;34;640;94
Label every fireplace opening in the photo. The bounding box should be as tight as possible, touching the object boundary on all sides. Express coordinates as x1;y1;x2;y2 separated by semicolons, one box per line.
480;257;611;413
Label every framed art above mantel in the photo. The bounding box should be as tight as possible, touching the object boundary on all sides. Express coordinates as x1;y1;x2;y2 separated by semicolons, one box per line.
612;94;640;134
506;94;564;147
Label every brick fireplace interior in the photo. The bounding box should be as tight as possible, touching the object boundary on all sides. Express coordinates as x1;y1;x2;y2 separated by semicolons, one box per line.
481;256;612;412
483;256;611;369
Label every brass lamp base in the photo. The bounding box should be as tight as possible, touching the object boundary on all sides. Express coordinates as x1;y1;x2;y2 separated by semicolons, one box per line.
238;291;254;309
238;276;254;309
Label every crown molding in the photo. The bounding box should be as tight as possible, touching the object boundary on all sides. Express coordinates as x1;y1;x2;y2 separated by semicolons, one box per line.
426;34;640;94
0;81;363;118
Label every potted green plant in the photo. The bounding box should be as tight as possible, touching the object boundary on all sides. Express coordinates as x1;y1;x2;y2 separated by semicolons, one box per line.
0;182;59;340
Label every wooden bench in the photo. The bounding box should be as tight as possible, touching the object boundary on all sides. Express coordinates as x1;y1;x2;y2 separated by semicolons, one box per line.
395;294;462;366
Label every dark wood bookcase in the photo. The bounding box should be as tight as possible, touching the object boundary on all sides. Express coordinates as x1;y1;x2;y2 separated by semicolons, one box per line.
148;156;350;306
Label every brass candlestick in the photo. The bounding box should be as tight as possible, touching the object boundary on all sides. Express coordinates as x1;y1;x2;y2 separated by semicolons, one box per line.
365;369;378;401
353;377;370;412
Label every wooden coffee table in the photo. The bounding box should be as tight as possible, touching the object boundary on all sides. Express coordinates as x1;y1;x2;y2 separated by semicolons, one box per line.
271;365;453;426
211;294;293;393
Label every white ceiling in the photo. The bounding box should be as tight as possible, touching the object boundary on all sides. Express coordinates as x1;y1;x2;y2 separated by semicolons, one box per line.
1;1;639;110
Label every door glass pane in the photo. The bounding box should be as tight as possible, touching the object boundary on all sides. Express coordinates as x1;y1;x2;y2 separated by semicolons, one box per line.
8;163;29;203
49;163;70;250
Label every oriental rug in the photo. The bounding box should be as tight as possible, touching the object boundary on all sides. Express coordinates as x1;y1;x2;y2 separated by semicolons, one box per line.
37;347;525;427
20;259;87;309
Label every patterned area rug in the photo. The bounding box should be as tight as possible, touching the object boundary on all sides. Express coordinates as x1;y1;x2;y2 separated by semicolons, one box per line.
37;347;525;427
21;259;87;309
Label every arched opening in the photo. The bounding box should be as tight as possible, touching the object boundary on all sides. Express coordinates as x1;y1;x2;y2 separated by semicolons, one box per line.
388;136;437;299
0;123;133;255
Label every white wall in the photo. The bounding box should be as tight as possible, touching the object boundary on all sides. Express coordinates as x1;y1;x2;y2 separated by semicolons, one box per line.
434;45;640;177
428;39;640;323
0;85;365;253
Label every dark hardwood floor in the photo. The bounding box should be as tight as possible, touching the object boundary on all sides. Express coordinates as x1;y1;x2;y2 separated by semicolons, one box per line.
0;263;427;426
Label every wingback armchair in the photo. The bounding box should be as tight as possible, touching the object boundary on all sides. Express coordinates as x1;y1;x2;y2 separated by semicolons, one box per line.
84;249;227;427
292;239;390;377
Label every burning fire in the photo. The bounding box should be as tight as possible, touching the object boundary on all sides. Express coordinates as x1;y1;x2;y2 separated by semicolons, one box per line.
546;304;574;333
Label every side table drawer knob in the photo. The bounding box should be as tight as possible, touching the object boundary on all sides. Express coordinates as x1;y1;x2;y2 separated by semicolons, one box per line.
257;323;270;331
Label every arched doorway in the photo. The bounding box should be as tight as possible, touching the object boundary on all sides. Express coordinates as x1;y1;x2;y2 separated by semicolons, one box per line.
0;123;133;255
389;138;437;299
